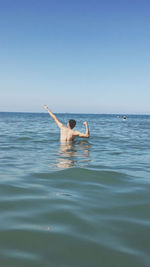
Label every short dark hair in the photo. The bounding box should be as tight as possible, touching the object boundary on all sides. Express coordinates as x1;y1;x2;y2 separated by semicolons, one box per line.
69;119;76;129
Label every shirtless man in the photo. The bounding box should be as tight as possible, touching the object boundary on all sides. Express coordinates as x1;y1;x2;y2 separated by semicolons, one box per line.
44;105;89;142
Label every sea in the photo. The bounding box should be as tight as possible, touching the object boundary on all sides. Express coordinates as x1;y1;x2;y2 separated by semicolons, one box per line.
0;112;150;267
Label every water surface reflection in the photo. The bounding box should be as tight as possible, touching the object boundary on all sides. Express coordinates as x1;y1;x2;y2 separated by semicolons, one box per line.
56;140;91;169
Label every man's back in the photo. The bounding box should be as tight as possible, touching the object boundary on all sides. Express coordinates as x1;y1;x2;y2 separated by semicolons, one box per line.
44;105;89;141
60;126;75;142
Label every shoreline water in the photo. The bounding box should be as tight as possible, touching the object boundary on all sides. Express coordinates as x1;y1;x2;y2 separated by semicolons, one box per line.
0;112;150;267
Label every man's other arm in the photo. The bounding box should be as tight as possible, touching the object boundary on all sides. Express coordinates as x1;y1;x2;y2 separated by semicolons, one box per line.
73;122;90;138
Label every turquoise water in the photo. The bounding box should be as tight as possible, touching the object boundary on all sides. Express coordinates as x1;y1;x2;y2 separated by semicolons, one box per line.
0;112;150;267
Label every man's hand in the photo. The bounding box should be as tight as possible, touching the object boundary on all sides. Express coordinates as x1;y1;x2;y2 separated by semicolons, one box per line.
83;121;88;126
44;104;49;111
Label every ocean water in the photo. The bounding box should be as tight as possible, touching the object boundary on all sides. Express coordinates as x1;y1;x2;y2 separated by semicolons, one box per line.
0;112;150;267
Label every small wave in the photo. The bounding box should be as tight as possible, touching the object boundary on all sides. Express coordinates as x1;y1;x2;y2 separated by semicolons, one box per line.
18;137;32;141
31;167;130;187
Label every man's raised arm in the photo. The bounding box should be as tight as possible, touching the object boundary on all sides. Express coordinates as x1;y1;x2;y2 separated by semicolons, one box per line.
44;105;63;128
73;121;90;138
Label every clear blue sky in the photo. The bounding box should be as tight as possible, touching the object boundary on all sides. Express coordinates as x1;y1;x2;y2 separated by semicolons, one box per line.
0;0;150;114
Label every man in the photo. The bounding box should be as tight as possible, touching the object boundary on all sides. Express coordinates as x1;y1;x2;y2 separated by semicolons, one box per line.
44;105;89;142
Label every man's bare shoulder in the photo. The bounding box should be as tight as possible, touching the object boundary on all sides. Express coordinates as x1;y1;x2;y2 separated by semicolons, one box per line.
72;130;89;138
60;124;67;129
72;130;81;136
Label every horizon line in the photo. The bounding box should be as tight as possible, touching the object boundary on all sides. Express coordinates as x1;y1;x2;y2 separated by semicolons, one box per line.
0;111;150;116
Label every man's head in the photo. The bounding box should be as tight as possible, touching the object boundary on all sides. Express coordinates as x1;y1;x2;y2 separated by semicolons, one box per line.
68;119;76;129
